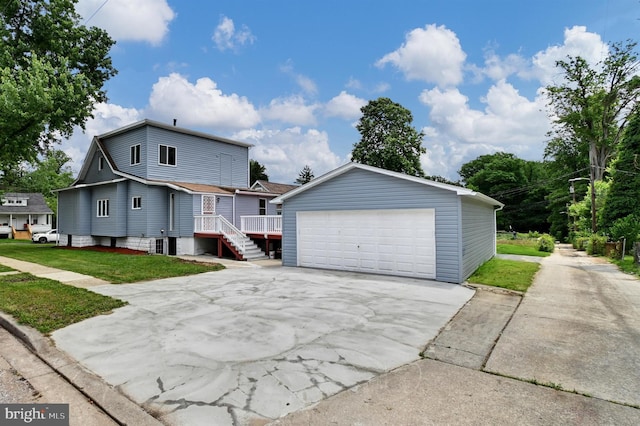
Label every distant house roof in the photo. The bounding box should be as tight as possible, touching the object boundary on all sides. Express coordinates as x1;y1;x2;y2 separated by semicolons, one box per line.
271;163;504;208
0;193;53;214
250;180;299;195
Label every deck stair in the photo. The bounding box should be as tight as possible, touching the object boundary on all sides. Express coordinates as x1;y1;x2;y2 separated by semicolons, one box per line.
196;215;268;261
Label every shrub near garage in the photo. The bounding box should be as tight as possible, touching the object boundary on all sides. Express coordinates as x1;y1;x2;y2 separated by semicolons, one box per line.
536;234;555;253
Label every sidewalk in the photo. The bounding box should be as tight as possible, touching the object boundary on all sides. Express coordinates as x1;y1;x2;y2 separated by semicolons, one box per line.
0;255;108;288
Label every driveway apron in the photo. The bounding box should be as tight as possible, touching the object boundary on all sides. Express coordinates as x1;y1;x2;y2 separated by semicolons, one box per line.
486;244;640;407
52;266;473;426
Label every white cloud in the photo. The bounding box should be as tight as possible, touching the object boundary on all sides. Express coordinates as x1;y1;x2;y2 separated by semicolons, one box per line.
529;26;608;85
147;73;261;129
234;127;344;183
376;24;466;87
419;81;549;178
324;91;366;120
280;60;318;95
261;96;319;126
213;16;256;52
76;0;175;45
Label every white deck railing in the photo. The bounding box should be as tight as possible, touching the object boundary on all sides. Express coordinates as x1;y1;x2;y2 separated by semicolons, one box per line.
240;215;282;234
194;215;247;252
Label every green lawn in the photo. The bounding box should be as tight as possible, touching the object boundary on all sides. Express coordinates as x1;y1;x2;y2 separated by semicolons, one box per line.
0;273;126;334
0;241;224;283
468;258;540;292
611;255;640;276
496;237;551;257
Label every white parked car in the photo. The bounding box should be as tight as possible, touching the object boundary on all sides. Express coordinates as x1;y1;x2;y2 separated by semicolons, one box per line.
32;229;59;243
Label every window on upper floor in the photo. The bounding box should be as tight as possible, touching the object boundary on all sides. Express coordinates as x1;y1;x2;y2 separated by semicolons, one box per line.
97;199;109;217
159;144;176;166
130;144;141;165
98;157;104;171
259;198;267;215
276;204;282;216
132;196;142;210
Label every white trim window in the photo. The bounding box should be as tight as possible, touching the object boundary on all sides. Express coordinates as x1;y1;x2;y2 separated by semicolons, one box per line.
159;144;176;166
130;144;141;165
97;199;109;217
98;157;104;171
259;198;267;215
132;196;142;210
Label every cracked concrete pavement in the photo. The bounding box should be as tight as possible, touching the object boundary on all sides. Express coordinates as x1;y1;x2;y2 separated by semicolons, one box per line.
51;266;473;425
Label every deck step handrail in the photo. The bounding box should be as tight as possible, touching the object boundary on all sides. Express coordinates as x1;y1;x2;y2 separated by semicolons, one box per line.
240;215;282;234
194;215;247;252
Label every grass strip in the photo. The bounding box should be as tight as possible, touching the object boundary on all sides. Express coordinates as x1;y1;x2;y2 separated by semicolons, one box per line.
0;243;224;283
468;258;540;292
0;273;126;334
497;243;551;257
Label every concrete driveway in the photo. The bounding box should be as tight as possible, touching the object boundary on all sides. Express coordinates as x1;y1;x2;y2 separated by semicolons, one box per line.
52;266;473;425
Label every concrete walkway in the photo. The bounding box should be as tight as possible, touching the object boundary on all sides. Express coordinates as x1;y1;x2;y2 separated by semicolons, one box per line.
0;255;108;287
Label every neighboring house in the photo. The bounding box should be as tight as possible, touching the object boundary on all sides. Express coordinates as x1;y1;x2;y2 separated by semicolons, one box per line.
0;193;54;239
55;119;289;259
272;163;504;284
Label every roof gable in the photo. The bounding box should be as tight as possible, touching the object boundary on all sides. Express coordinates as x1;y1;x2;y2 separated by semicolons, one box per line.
271;163;503;208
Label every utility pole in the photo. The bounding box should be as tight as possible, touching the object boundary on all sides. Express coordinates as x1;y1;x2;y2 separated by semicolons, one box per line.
590;166;597;233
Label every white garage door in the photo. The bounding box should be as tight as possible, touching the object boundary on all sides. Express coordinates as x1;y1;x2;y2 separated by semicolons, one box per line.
297;209;436;279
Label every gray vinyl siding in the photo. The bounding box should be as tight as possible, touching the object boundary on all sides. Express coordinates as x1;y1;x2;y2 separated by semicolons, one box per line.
127;181;148;237
91;184;122;236
281;168;462;283
460;197;497;281
217;196;234;223
144;127;249;187
168;191;193;237
233;194;277;225
145;186;168;237
100;126;147;178
58;190;92;235
82;152;119;184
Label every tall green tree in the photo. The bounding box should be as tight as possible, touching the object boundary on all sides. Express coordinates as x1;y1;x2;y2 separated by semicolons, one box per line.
545;40;640;231
0;150;74;215
602;111;640;226
295;165;314;185
351;97;426;177
0;0;117;168
459;153;549;232
249;159;269;185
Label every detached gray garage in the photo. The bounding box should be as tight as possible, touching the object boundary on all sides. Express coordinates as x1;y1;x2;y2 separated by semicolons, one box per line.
272;163;504;284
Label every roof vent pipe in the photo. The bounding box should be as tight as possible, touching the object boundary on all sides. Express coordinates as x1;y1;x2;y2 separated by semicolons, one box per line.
173;118;177;126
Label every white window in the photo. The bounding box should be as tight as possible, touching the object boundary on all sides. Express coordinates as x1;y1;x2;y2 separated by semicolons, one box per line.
98;157;104;171
159;144;176;166
132;196;142;209
276;204;282;216
97;199;109;217
259;198;267;216
130;144;141;165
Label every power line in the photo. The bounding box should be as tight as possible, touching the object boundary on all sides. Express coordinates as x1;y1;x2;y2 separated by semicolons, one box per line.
83;0;110;25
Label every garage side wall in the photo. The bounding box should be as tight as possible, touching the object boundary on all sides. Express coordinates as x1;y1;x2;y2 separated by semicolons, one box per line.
460;197;497;281
281;168;462;283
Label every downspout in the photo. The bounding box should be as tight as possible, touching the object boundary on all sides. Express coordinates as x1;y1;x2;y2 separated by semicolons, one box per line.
56;193;59;246
494;204;504;256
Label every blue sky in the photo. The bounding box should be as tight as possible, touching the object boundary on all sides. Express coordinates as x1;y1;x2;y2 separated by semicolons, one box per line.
65;0;639;183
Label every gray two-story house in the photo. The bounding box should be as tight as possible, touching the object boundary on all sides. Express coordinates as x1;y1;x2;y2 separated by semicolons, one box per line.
56;119;286;259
